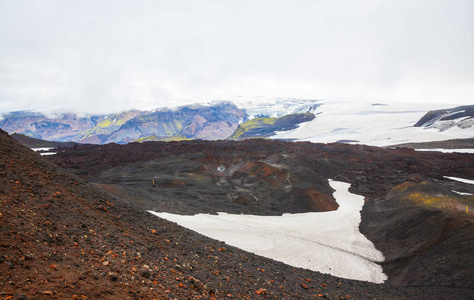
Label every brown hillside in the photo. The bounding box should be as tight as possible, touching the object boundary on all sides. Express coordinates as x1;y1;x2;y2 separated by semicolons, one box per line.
2;130;474;299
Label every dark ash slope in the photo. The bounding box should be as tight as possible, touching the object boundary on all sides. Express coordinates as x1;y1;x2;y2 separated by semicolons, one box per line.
49;139;474;298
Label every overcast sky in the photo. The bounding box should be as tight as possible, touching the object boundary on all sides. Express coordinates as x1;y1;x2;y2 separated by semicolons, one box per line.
0;0;472;114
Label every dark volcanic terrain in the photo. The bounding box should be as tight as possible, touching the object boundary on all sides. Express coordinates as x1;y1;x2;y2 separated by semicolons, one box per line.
387;138;474;150
2;129;474;299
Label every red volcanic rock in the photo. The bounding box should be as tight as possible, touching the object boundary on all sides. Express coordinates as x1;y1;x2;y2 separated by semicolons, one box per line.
234;161;286;186
233;195;249;206
303;188;339;211
238;162;281;178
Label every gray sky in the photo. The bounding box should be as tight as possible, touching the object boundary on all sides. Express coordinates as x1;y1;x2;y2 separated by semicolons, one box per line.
0;0;472;114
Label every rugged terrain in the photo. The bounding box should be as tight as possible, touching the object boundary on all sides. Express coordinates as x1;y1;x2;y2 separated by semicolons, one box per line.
10;133;79;149
50;138;474;295
387;138;474;150
414;105;474;131
2;129;474;299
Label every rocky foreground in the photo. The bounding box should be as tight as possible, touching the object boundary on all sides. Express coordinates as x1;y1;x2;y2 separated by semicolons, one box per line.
1;130;473;299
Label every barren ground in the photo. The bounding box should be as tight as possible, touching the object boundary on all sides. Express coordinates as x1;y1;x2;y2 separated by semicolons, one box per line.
2;132;473;299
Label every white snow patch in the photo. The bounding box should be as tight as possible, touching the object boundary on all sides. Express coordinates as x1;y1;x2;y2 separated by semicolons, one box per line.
149;180;387;283
445;176;474;185
453;190;474;196
31;147;56;155
39;152;56;156
415;148;474;154
31;147;55;152
235;99;321;119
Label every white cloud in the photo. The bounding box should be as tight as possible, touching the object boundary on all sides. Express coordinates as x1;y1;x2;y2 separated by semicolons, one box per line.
0;0;473;114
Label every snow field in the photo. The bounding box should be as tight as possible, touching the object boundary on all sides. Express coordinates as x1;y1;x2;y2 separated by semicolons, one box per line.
415;149;474;154
31;147;57;156
270;101;472;147
149;180;387;283
31;147;55;152
445;176;474;185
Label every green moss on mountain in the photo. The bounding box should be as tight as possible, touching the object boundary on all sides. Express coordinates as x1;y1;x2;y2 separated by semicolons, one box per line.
76;111;141;143
135;135;191;143
387;181;473;212
229;113;315;139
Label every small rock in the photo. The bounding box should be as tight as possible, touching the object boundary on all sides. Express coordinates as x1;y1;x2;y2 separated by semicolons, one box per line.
109;273;118;281
301;283;309;289
189;277;202;290
256;288;267;295
41;291;54;295
25;253;36;260
140;270;151;278
4;260;14;269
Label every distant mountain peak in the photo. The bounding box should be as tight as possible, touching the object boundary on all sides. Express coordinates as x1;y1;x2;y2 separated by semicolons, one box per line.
414;105;474;132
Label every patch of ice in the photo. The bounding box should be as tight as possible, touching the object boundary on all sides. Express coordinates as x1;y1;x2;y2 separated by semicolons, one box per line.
415;149;474;154
453;190;474;196
445;176;474;185
39;152;56;156
31;147;55;152
149;180;387;283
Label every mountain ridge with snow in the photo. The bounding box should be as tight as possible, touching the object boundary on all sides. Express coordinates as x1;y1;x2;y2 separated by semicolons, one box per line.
0;99;472;146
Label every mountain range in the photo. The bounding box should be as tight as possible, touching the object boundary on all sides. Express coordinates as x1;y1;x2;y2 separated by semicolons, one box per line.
0;100;472;146
0;102;248;144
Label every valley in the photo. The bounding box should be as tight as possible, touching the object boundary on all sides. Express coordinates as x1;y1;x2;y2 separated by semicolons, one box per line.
48;137;474;297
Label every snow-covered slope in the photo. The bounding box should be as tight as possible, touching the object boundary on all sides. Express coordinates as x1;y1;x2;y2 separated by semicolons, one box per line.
414;105;474;131
150;180;387;283
269;100;473;147
235;99;321;120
